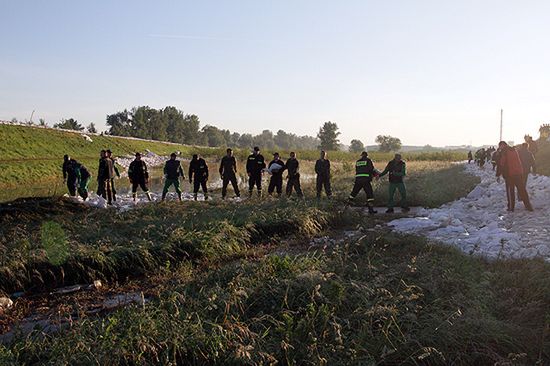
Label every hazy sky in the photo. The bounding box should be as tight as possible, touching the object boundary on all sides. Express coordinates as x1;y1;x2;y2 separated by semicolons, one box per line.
1;0;549;146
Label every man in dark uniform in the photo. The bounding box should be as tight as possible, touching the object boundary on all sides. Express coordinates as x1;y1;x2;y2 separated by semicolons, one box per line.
62;154;78;196
106;149;121;202
76;162;91;201
267;152;286;197
96;150;107;199
517;143;536;187
246;146;266;197
162;153;185;201
467;151;473;164
128;152;152;201
189;154;209;200
315;150;332;198
285;152;303;198
219;148;240;199
378;153;410;213
348;151;378;214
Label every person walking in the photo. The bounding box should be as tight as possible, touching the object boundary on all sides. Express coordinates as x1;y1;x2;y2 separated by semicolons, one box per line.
315;150;332;198
96;150;107;199
162;153;185;201
496;141;533;212
219;148;240;200
379;154;410;213
467;151;473;164
189;154;209;200
348;151;378;214
128;152;152;201
267;152;286;197
285;152;303;198
246;147;266;197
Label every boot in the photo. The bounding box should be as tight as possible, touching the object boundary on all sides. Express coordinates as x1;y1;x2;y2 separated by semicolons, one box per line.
385;208;394;213
204;194;209;201
146;192;152;201
401;206;410;212
132;193;137;202
177;193;182;201
367;204;377;214
194;193;198;201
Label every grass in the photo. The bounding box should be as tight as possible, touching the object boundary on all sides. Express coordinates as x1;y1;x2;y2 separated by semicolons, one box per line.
1;231;548;364
0;147;548;364
0;124;468;190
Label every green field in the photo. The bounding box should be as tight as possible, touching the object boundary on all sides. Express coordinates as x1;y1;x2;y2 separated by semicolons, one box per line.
0;124;467;191
0;158;549;364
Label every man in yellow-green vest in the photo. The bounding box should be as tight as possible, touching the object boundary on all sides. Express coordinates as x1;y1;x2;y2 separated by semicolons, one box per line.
348;151;378;214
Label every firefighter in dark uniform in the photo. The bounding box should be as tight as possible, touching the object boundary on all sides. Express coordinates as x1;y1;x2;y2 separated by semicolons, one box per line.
219;148;240;199
378;153;410;213
267;152;286;197
96;150;107;198
162;153;185;201
128;152;152;201
189;154;209;200
315;150;332;198
62;154;78;196
246;146;266;197
285;152;303;198
348;151;378;214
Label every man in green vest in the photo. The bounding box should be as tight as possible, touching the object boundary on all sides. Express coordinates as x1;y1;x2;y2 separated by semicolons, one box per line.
348;151;378;214
378;154;410;213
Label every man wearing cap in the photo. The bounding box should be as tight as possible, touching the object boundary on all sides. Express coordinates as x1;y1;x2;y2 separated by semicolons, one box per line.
246;146;266;197
62;154;78;196
315;150;332;198
285;152;303;198
162;153;185;201
348;151;378;214
219;148;240;199
128;152;152;201
378;154;410;213
267;152;286;197
189;153;209;200
96;150;114;204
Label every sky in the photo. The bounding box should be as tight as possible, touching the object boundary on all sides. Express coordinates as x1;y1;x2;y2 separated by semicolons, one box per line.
1;0;549;147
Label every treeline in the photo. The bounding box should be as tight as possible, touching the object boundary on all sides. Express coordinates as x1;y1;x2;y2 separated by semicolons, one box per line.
106;106;320;150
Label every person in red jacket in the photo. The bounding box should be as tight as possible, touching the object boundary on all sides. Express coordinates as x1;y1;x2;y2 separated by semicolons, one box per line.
496;141;533;212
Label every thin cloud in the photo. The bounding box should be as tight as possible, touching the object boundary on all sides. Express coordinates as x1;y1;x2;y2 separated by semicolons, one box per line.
148;34;237;41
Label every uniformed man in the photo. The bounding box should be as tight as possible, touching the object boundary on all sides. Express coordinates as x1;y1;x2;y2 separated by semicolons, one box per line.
62;154;77;196
246;146;266;197
285;152;303;198
378;154;410;213
348;151;378;214
128;152;152;201
314;150;332;198
162;153;185;201
267;152;286;197
189;154;209;200
219;148;240;199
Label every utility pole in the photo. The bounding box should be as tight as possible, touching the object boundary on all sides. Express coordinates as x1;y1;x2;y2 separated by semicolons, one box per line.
499;109;503;142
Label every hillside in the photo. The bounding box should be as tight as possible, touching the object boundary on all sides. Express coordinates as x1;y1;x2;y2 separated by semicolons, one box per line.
0;124;467;190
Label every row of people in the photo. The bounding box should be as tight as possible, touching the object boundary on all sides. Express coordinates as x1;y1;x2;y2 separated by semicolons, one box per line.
62;147;410;212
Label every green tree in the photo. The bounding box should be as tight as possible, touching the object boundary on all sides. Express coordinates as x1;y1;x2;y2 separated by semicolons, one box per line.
106;110;133;136
349;139;365;153
87;123;97;133
375;135;402;152
54;118;84;131
38;118;47;127
237;133;254;148
253;130;276;150
317;121;340;151
201;125;227;147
